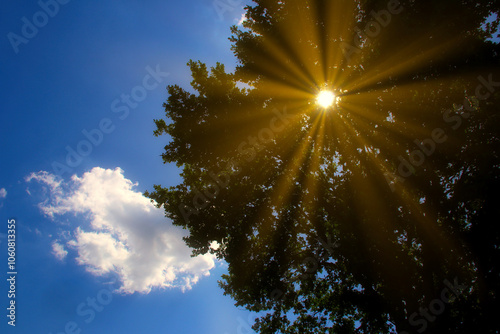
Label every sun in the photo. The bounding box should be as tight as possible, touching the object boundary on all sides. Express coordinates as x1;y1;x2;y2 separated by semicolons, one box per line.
316;90;336;109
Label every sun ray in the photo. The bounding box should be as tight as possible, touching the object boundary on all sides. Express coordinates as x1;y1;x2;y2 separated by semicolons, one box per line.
254;114;324;247
343;33;467;93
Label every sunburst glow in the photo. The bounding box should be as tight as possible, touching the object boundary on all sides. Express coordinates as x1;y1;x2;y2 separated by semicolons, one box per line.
316;90;335;108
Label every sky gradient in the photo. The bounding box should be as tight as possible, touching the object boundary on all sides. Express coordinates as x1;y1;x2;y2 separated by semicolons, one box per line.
0;1;257;333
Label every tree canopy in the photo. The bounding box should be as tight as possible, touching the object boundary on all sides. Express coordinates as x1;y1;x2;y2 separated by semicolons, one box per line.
146;1;500;332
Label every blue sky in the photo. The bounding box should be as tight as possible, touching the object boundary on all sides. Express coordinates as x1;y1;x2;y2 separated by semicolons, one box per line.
0;1;257;333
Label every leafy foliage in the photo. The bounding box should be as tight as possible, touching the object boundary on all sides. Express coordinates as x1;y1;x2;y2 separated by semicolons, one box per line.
147;1;500;332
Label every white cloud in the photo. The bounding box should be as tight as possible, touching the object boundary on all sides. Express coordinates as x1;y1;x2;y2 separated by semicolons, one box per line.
28;167;216;294
52;241;68;261
236;12;246;26
0;188;7;199
25;171;61;189
25;171;66;218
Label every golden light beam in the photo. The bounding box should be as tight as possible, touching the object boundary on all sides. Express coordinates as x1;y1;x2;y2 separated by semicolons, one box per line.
343;33;466;93
295;112;327;238
254;113;323;245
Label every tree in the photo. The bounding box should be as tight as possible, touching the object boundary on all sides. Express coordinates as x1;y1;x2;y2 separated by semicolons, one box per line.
146;1;500;332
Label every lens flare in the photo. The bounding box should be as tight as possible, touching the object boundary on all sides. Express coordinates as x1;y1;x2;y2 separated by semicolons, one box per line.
316;90;335;108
